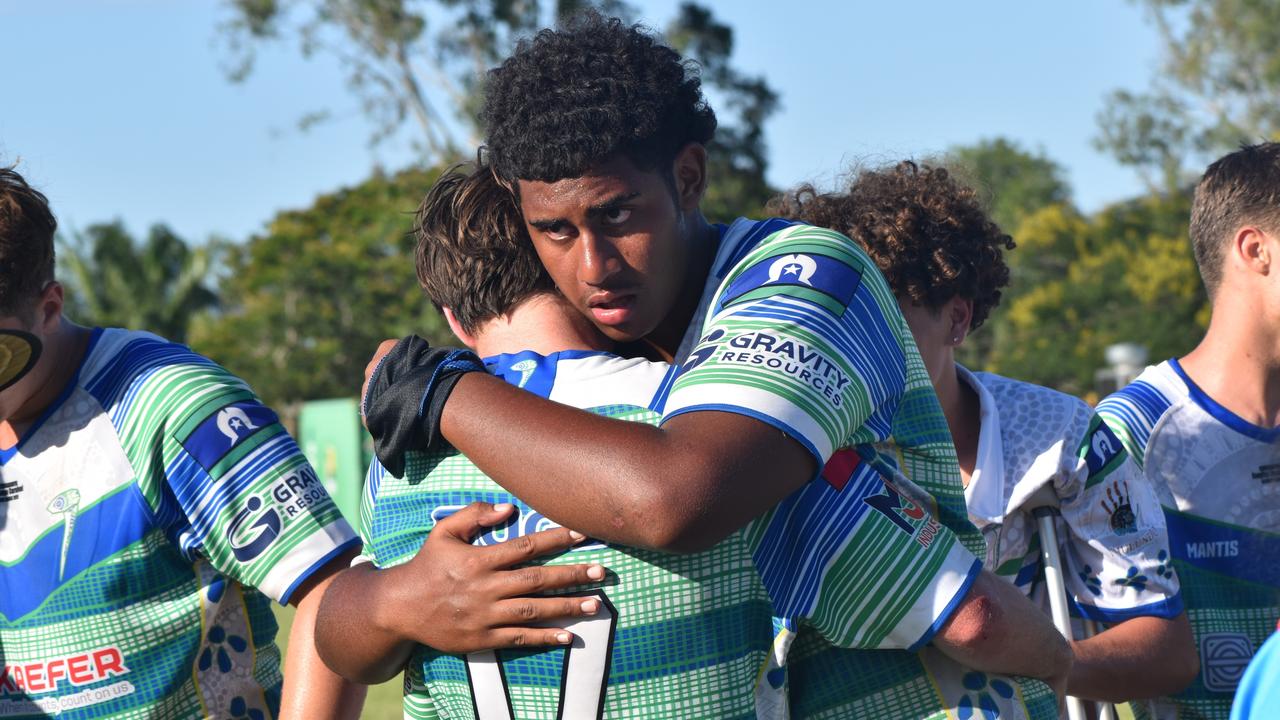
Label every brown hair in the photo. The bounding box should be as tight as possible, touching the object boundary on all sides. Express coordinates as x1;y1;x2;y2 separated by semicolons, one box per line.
414;164;554;334
769;161;1014;331
1189;142;1280;298
0;167;57;318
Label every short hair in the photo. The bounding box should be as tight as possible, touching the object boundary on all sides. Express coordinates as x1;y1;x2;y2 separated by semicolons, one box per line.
414;164;554;334
0;167;57;318
770;161;1014;331
1189;142;1280;297
480;12;717;184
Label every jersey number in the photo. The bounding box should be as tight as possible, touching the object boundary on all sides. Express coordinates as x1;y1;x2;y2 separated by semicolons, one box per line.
466;591;618;720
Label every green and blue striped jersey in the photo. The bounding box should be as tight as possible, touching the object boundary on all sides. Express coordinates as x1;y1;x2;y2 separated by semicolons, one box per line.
362;219;1055;719
0;328;357;719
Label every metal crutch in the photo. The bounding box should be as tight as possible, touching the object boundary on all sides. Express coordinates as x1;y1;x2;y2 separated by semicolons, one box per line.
1026;484;1090;720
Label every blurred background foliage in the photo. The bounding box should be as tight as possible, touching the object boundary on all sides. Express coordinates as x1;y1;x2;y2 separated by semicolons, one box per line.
64;0;1269;408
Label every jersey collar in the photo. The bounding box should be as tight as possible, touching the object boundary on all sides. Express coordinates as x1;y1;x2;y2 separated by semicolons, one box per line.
956;364;1006;527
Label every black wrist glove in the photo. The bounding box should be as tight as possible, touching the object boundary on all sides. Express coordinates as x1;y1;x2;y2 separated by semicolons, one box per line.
362;335;486;476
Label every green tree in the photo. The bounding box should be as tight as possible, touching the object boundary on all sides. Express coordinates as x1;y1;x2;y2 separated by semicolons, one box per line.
60;222;220;344
189;165;449;416
986;192;1208;393
1096;0;1280;190
942;137;1073;232
219;1;778;216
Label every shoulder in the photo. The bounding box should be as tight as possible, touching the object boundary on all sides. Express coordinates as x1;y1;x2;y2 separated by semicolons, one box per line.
547;352;673;413
83;328;261;438
1095;362;1183;464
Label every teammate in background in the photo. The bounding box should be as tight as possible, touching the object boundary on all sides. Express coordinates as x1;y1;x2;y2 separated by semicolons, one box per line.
772;160;1198;705
1097;142;1280;719
321;14;1073;718
0;167;365;720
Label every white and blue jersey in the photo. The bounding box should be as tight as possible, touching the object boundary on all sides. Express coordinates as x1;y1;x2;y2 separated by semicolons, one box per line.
1099;359;1280;720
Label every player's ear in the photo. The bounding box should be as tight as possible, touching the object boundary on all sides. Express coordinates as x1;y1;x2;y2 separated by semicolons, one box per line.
1232;226;1271;277
946;297;974;346
442;307;478;350
34;282;64;334
671;143;708;213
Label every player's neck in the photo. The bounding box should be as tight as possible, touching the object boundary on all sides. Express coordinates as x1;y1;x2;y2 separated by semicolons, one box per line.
473;295;614;358
936;362;981;486
644;214;718;362
1180;293;1280;428
0;319;92;443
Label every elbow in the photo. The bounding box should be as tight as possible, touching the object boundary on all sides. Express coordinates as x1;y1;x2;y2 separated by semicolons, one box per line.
939;586;1007;655
608;471;727;554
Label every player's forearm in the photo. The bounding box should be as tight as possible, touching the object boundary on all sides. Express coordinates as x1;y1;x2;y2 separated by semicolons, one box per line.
1066;613;1198;702
933;571;1073;682
314;562;418;684
281;557;368;719
441;372;814;552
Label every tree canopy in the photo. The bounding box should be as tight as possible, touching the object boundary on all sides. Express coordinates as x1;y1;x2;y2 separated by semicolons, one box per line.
188;165;449;415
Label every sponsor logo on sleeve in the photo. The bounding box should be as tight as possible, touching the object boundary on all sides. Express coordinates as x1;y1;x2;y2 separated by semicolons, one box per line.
854;469;940;549
720;251;862;315
225;467;331;563
1201;633;1253;692
182;401;279;472
676;329;853;407
227;495;282;562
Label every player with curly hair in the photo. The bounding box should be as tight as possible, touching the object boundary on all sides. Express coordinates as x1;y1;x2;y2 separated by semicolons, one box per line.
773;160;1199;709
321;13;1075;718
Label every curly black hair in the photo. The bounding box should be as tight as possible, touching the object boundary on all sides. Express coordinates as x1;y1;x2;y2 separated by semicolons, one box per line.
769;161;1014;331
480;12;717;184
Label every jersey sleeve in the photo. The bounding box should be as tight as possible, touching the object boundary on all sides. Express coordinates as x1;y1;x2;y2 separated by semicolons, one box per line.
1096;380;1170;470
1059;415;1182;621
353;458;388;567
748;448;982;651
662;224;907;466
158;361;358;604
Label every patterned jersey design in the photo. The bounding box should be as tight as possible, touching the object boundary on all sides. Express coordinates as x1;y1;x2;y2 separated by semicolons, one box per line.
667;219;1055;718
959;367;1180;624
363;343;1050;719
1098;360;1280;720
0;328;357;720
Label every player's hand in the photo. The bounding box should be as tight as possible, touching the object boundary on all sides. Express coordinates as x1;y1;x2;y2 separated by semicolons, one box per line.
360;339;399;426
376;501;608;653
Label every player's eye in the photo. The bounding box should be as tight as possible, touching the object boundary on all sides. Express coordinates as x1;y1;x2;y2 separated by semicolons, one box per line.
602;207;631;226
542;222;573;242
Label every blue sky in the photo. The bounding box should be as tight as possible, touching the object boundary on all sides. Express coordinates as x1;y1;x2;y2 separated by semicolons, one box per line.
1;0;1163;243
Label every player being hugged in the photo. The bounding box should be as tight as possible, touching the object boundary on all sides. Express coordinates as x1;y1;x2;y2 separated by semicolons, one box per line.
1097;143;1280;719
773;160;1198;707
320;12;1075;719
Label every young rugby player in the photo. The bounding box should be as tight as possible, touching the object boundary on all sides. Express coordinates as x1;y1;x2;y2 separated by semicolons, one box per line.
321;14;1073;718
773;160;1198;704
333;163;1064;718
0;167;364;719
1097;143;1280;719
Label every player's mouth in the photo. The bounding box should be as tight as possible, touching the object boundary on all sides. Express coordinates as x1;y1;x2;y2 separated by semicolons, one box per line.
586;291;638;327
